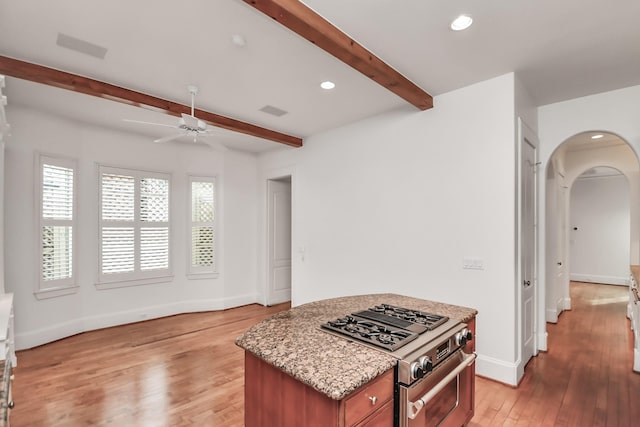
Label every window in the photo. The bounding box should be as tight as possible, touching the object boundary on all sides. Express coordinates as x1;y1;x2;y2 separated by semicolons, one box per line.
98;166;171;287
188;177;217;276
37;154;77;297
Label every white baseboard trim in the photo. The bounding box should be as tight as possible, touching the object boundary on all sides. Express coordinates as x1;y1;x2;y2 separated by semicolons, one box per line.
475;353;519;386
563;297;572;310
570;273;629;286
634;349;640;373
15;293;259;351
546;308;558;323
537;331;548;352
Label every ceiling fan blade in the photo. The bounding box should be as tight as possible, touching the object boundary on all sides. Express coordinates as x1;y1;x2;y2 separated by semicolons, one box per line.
123;119;178;129
153;133;185;144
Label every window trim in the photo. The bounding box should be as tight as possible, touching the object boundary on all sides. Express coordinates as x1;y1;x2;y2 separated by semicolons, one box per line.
187;175;218;279
96;164;173;288
35;153;79;299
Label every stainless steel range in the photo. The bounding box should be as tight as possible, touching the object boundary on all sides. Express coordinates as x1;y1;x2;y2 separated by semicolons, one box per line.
321;303;476;427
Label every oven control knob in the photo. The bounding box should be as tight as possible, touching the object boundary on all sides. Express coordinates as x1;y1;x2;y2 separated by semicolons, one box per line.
455;328;473;346
410;361;425;380
418;355;433;374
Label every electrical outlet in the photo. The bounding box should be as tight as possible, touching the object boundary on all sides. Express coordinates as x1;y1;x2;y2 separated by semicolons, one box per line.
463;257;484;270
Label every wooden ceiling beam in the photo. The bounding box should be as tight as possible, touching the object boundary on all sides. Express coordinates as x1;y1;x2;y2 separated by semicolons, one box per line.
243;0;433;110
0;55;303;148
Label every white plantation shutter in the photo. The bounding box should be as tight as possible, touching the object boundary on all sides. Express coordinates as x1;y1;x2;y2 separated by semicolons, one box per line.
140;227;169;270
140;178;169;271
41;226;73;280
101;174;134;221
99;166;171;284
101;227;135;273
38;156;77;292
189;178;216;274
42;164;74;221
101;173;135;274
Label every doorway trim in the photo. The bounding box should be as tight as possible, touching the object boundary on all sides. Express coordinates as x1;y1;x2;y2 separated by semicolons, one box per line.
261;166;296;306
541;131;640;357
516;118;539;383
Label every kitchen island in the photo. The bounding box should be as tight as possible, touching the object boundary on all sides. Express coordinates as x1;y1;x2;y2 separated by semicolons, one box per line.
236;293;477;427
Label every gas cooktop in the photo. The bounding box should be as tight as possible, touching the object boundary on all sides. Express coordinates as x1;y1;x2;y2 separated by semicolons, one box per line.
321;304;449;352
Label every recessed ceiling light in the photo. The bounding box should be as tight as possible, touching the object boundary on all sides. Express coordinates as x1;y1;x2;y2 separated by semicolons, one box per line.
451;15;473;31
591;134;604;139
231;34;246;47
320;81;336;90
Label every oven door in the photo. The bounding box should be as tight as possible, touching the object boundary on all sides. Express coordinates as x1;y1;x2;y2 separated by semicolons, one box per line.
397;350;476;427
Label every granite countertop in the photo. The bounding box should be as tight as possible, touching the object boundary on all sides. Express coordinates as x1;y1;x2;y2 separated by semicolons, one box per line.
235;293;477;400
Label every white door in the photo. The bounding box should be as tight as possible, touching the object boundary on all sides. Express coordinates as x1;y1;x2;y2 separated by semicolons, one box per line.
557;176;568;312
521;128;537;367
267;179;292;305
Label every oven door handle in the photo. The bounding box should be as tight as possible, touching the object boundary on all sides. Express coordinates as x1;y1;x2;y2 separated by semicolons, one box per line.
407;351;477;420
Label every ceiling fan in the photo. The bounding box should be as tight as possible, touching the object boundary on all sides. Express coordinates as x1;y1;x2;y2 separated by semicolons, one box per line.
124;85;227;151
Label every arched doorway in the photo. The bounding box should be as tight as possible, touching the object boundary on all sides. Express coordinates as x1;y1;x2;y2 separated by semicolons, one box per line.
544;131;639;331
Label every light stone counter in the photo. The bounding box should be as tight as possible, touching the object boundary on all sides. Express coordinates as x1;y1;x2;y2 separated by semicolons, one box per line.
235;293;477;400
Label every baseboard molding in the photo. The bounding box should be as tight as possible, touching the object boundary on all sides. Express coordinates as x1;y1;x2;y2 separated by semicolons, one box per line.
537;331;548;352
570;273;629;286
546;308;558;323
634;349;640;373
15;293;259;351
475;353;519;386
563;297;572;310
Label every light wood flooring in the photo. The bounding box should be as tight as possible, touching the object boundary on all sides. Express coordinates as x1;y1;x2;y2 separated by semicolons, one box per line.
469;282;640;426
10;282;640;426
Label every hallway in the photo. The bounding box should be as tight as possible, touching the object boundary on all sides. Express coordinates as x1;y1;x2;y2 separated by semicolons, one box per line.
470;281;640;426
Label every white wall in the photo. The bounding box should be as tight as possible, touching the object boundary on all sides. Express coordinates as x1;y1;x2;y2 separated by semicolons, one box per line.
260;73;521;384
569;172;630;285
538;84;640;350
5;105;259;349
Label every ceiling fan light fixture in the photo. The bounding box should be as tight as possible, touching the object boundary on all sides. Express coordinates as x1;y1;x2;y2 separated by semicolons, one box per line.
320;80;336;90
451;15;473;31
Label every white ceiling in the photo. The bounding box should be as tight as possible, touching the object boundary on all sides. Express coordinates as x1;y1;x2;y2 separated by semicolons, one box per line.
1;0;639;153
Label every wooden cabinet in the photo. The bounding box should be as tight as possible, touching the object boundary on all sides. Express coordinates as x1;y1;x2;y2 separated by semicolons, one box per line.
244;352;394;427
342;367;394;426
355;400;393;426
243;316;476;427
629;266;640;372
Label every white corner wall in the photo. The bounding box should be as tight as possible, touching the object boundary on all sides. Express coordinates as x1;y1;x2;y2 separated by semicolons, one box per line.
569;173;630;285
538;84;640;351
260;73;521;384
4;105;259;350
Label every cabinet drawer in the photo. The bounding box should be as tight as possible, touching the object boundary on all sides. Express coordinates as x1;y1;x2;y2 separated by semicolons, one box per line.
356;400;393;427
344;369;394;426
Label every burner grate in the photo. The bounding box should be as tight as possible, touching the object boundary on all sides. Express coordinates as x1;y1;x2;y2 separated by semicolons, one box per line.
354;304;449;334
321;317;419;351
321;304;450;351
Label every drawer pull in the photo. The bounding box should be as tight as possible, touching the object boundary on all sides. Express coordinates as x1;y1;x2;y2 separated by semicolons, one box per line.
369;396;377;405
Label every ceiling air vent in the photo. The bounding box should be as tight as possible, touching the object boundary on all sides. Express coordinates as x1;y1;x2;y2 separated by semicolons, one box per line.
56;33;108;59
259;105;288;117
